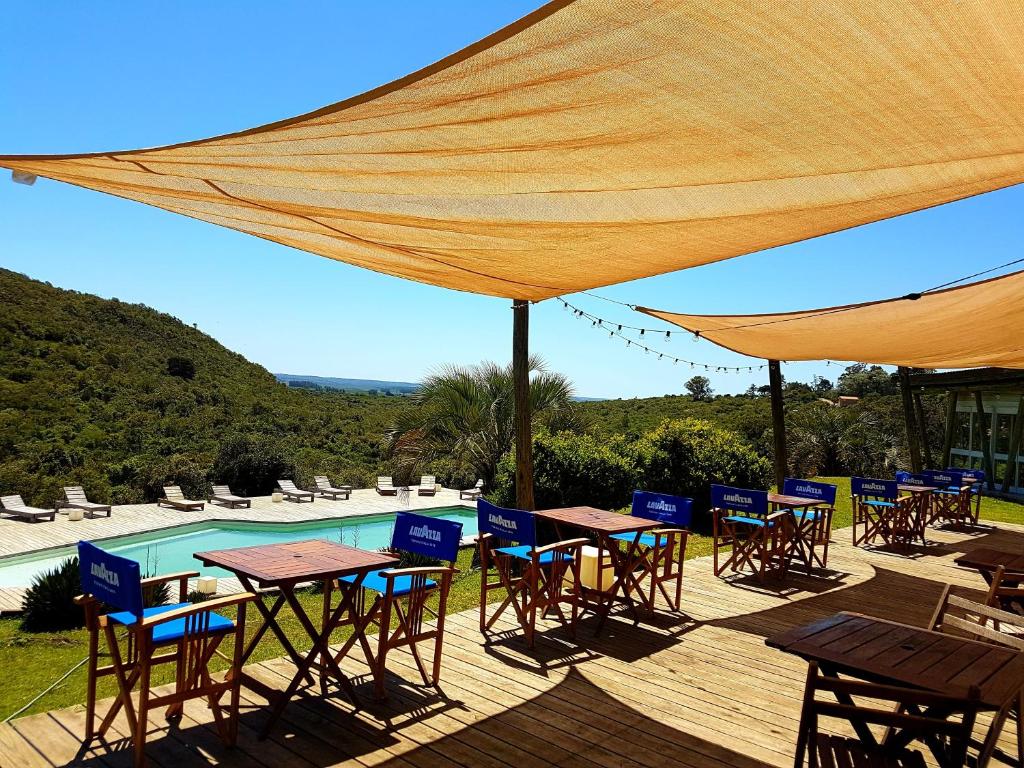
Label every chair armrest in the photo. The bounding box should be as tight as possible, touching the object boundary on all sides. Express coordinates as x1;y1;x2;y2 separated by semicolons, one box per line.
378;566;457;579
140;593;258;628
651;527;688;536
532;537;589;556
140;571;200;586
766;509;790;521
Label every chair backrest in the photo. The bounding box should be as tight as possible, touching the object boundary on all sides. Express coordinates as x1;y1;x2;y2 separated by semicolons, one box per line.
796;661;979;767
923;469;967;489
631;490;693;527
710;485;768;517
474;479;484;489
931;587;1024;651
314;475;330;488
894;471;930;487
851;477;897;501
952;467;985;484
64;486;88;502
163;485;185;500
477;498;535;547
392;511;463;564
278;479;297;491
78;541;143;618
213;484;232;495
1;494;26;508
420;475;436;486
377;476;394;487
782;478;837;507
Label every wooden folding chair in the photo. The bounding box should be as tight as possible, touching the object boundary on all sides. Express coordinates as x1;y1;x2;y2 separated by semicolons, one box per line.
609;490;691;612
76;542;255;768
332;511;462;699
782;478;837;572
477;499;586;648
951;467;985;522
895;471;935;544
923;470;973;530
712;485;786;582
851;477;913;550
983;565;1024;616
929;586;1024;766
795;661;981;768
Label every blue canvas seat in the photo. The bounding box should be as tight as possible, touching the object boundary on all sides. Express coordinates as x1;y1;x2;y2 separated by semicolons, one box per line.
331;511;462;700
76;541;255;768
781;478;838;573
712;485;783;582
609;531;658;548
477;499;586;648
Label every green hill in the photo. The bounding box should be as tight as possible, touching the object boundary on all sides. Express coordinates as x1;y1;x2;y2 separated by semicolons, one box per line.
0;269;406;506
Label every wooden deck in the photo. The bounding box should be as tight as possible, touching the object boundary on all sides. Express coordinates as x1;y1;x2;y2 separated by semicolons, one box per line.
3;521;1024;768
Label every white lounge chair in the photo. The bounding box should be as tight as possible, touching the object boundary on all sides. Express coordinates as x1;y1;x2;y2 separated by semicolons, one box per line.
59;486;112;518
460;479;484;500
314;476;351;500
209;484;251;509
376;476;398;496
278;479;314;503
417;475;437;496
1;494;56;523
158;485;205;511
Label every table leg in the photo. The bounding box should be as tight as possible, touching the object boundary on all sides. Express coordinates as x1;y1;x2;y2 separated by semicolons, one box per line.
236;575;315;688
819;662;878;748
593;532;646;633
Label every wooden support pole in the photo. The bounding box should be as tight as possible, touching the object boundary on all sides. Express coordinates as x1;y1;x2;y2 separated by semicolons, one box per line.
974;390;995;491
940;391;958;469
768;360;787;491
913;390;933;469
512;300;535;510
1001;396;1024;494
898;366;923;473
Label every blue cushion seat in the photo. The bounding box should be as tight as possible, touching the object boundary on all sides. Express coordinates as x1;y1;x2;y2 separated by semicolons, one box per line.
493;544;574;565
106;603;235;644
863;499;895;508
722;515;776;528
791;508;822;520
339;569;437;597
609;531;660;548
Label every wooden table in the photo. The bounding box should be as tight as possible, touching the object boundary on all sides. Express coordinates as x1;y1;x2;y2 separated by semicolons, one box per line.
898;484;938;543
535;506;660;631
767;493;822;575
767;611;1024;764
955;548;1024;613
195;539;397;737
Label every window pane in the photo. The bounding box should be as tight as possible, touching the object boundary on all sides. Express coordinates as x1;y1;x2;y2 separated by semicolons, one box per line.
995;413;1014;454
955;412;971;450
995;459;1008;485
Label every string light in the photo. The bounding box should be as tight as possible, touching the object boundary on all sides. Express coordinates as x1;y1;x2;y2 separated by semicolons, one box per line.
557;297;769;374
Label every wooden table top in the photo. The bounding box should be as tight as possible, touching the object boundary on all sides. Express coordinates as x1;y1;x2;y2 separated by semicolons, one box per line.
955;547;1024;575
535;506;661;534
766;611;1024;709
194;539;398;587
898;484;939;494
767;493;821;508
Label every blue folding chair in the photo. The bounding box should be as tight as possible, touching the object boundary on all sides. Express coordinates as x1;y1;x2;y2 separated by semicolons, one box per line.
851;477;912;549
894;471;934;542
608;490;691;612
477;499;586;648
76;541;254;768
949;466;985;523
782;478;837;571
711;485;785;581
923;469;973;529
333;511;462;699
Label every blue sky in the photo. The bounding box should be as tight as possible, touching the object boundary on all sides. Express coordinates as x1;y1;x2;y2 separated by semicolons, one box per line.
2;2;1022;399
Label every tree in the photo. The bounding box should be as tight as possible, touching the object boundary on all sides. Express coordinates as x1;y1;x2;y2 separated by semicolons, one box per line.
836;363;897;397
385;356;581;489
684;375;713;402
166;356;195;379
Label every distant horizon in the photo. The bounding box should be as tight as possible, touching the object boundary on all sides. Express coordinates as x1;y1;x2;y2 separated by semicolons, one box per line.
3;3;1022;399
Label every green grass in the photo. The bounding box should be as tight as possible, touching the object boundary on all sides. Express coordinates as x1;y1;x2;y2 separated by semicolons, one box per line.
1;482;1021;721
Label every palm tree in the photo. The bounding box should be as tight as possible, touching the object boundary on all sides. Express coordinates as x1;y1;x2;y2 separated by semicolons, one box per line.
385;356;581;489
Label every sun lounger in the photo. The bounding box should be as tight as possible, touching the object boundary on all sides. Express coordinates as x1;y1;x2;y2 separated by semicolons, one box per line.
313;476;351;500
158;485;205;511
0;494;56;523
278;479;314;503
58;486;112;518
376;476;398;496
209;484;251;509
417;475;437;496
460;479;484;500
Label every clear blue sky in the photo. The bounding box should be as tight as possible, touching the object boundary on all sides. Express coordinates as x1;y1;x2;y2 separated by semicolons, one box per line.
2;2;1021;398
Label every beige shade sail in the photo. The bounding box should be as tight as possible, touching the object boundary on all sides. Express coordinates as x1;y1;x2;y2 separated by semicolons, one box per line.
637;269;1024;369
3;0;1024;300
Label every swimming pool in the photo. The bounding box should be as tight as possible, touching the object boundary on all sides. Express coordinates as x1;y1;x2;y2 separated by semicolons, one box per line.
0;506;477;587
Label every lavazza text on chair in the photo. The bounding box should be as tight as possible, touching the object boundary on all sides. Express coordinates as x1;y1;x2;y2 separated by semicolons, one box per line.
0;493;56;523
158;485;206;511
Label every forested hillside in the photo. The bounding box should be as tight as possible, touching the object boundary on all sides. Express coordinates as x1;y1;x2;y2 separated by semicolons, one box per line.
0;269;405;505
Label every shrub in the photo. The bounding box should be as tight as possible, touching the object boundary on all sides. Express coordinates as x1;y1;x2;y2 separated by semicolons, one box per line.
212;434;293;496
166;356;196;379
20;557;84;632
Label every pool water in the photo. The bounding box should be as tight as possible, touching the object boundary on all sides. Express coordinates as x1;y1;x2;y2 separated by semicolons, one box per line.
0;506;477;587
